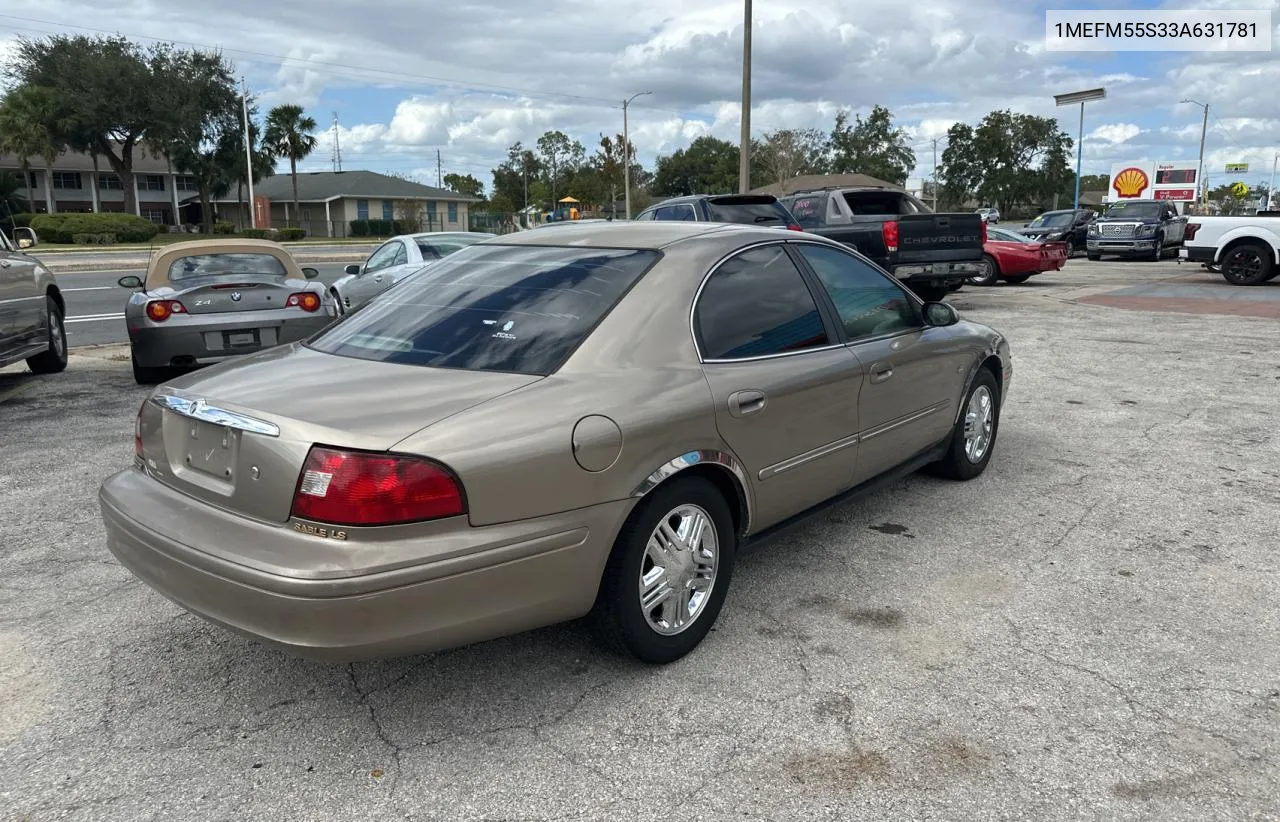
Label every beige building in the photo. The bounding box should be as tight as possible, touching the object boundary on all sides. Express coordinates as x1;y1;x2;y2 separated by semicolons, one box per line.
209;170;482;237
0;146;192;224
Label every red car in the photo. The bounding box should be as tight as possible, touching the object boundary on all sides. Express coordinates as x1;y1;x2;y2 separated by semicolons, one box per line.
968;226;1069;286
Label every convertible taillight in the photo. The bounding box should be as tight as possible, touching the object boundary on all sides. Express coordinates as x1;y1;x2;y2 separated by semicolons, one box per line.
1185;222;1201;241
145;300;186;322
286;292;321;312
882;219;899;253
290;446;466;526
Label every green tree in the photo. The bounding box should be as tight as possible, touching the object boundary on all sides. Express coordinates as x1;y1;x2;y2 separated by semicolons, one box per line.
0;85;64;208
262;104;318;226
536;130;585;204
938;110;1073;215
442;172;484;199
490;142;542;210
651;135;742;197
757;128;829;187
7;34;178;216
0;170;30;217
828;105;916;185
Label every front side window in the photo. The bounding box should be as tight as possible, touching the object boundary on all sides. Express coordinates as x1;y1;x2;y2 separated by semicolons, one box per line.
694;244;829;360
793;243;918;341
364;242;401;272
309;245;660;375
167;253;288;283
1029;212;1074;228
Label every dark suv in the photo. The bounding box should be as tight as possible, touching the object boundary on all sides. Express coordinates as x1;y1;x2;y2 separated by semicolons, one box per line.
634;194;801;230
1019;208;1096;257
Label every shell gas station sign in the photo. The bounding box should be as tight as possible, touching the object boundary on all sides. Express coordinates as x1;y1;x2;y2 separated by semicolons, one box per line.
1106;162;1199;203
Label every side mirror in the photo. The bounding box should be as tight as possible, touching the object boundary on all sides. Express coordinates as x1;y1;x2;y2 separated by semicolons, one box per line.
117;275;144;289
14;227;37;247
344;264;360;276
18;239;32;249
301;267;320;279
922;301;959;327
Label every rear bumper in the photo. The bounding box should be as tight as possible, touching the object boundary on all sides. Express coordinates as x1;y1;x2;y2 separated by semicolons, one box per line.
129;310;335;368
891;260;983;281
99;468;633;661
1179;246;1215;263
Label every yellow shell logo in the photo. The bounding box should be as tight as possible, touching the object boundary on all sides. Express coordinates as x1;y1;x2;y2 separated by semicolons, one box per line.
1230;181;1249;198
1112;167;1150;198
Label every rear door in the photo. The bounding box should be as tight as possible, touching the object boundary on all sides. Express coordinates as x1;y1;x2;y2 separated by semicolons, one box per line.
694;242;863;530
790;242;965;483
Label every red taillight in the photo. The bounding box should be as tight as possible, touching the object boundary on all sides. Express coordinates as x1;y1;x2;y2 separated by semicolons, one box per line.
1185;222;1200;241
286;292;321;312
882;219;899;253
786;224;803;232
290;446;466;526
145;300;186;322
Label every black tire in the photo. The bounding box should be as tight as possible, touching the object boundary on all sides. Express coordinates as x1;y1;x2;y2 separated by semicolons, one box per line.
927;367;1001;481
968;254;1001;287
911;284;950;302
1087;252;1101;261
1220;242;1273;286
1064;239;1074;258
1148;235;1164;261
593;477;737;664
1004;274;1032;284
26;296;68;374
131;350;170;385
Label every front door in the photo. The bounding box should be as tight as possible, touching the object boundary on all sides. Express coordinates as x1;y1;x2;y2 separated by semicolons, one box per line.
694;243;863;531
789;241;965;484
349;240;407;307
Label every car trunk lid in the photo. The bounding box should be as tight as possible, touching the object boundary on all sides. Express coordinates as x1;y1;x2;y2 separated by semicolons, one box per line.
136;345;541;523
174;277;299;314
895;213;985;264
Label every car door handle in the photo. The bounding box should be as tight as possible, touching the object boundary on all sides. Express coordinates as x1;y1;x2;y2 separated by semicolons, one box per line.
373;274;383;282
869;363;894;384
727;389;767;417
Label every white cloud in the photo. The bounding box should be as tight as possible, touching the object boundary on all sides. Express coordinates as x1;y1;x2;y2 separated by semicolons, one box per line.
1088;124;1143;144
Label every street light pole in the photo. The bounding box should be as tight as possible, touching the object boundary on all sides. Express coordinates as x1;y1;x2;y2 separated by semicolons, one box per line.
623;91;651;220
1269;152;1278;210
1182;99;1209;205
931;137;940;210
241;77;256;229
1054;87;1106;211
738;0;752;194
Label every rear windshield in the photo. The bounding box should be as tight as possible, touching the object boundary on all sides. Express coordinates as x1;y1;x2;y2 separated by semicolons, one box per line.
704;198;790;225
307;244;660;375
168;253;288;282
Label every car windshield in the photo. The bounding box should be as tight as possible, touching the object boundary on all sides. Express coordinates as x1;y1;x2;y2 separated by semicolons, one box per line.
308;244;660;375
1105;202;1163;219
989;228;1035;244
167;253;288;282
704;197;789;225
1028;212;1074;227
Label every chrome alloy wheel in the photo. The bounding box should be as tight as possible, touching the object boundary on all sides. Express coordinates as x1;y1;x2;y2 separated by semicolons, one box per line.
963;385;994;464
639;504;718;636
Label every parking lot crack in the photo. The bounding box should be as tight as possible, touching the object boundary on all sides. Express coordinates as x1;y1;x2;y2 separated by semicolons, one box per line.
347;665;403;790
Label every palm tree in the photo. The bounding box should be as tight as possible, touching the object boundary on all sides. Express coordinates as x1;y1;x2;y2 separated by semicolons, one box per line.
0;86;63;210
262;104;318;227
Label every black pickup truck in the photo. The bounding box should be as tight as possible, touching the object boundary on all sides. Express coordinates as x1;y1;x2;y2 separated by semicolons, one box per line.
780;187;985;301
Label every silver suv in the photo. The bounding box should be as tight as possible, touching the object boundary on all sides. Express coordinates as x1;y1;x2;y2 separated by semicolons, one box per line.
0;228;67;374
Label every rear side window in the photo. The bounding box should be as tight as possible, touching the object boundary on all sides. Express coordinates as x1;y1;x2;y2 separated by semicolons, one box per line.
167;253;288;282
653;204;697;221
308;245;660;375
787;195;824;228
842;192;922;216
695;244;829;360
704;198;789;226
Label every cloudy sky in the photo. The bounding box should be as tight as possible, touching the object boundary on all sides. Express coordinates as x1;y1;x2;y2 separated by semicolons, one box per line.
1;0;1277;195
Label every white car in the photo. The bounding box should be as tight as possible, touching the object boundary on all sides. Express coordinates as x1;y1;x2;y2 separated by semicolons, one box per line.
977;207;1000;224
1179;214;1280;286
329;231;495;314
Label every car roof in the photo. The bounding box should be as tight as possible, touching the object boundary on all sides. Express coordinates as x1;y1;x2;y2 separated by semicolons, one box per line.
484;220;784;250
143;238;301;290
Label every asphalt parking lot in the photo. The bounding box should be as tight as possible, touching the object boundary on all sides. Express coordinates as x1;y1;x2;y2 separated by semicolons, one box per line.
3;256;1279;821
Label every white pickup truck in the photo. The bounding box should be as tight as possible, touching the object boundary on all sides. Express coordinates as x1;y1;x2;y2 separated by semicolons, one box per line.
1178;212;1280;286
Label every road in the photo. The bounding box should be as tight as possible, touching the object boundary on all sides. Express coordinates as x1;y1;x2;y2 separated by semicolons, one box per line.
58;263;354;347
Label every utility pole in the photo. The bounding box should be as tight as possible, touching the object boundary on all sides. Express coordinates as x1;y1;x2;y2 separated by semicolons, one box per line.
931;138;939;210
738;0;752;194
623;91;652;220
1182;99;1209;205
436;150;442;188
241;77;256;229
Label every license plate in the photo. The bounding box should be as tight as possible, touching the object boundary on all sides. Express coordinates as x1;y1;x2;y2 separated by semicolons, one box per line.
1178;248;1188;259
225;330;259;347
181;419;237;480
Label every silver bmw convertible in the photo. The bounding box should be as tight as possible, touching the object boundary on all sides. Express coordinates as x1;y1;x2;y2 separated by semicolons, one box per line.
117;239;336;384
100;222;1012;665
